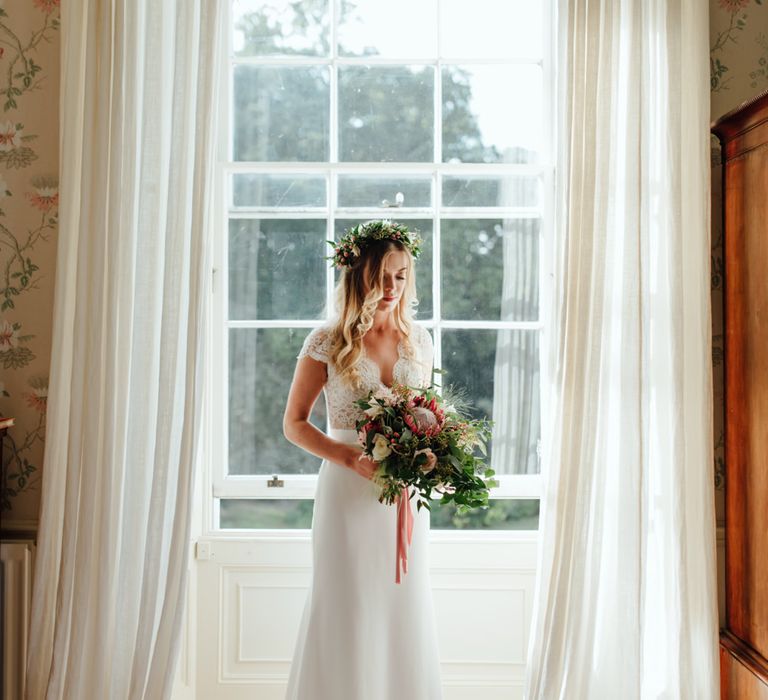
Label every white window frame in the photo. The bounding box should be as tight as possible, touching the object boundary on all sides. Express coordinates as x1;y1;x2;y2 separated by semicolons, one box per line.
206;0;556;532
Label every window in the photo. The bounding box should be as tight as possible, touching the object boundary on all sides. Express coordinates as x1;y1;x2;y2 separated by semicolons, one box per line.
210;0;553;531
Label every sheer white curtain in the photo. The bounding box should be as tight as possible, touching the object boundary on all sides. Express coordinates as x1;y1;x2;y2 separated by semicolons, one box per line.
491;156;541;478
525;0;719;697
491;217;540;477
25;1;222;698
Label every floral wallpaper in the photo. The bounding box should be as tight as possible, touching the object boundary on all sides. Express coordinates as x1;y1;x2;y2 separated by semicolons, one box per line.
711;0;768;110
709;0;768;523
0;1;59;524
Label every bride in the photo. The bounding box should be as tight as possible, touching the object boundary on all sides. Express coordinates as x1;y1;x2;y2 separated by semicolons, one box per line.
282;220;443;699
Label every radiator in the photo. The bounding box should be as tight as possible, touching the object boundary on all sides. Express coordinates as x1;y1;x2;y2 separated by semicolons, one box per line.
1;541;34;700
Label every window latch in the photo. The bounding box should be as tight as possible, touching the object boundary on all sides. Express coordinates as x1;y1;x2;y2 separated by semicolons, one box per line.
267;474;284;488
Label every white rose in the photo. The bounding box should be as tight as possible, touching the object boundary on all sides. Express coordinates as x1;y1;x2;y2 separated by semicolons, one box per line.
371;433;392;461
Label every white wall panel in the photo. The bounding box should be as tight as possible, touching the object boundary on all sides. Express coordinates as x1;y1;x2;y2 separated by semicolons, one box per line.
196;531;537;699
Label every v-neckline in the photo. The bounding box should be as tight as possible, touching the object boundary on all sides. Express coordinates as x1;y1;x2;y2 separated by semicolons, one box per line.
362;336;405;389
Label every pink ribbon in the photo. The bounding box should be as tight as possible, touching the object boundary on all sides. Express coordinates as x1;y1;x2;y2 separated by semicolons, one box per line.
395;485;414;584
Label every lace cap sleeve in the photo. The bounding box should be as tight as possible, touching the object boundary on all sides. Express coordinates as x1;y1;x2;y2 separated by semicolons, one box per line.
297;326;332;363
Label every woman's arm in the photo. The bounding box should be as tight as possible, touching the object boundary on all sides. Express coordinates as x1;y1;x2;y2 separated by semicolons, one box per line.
283;354;377;478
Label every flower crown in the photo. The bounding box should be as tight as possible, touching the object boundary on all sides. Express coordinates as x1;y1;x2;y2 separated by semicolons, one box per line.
325;219;422;269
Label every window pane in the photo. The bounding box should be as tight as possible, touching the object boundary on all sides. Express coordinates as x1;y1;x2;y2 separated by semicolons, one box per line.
339;66;434;162
430;498;539;530
442;176;541;208
440;0;543;60
441;218;539;321
337;176;432;208
441;329;540;475
233;65;329;162
229;328;327;475
337;0;437;58
232;174;326;208
442;65;542;164
232;0;329;57
219;498;539;529
334;218;433;320
221;499;315;528
229;219;327;320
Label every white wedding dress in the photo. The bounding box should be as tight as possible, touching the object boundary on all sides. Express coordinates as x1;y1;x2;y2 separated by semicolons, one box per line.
285;323;443;700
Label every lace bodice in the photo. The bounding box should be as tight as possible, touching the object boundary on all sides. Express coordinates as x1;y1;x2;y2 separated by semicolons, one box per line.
296;323;434;429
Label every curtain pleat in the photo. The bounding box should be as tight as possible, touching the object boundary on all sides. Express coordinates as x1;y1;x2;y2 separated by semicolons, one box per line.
25;2;223;698
525;0;719;697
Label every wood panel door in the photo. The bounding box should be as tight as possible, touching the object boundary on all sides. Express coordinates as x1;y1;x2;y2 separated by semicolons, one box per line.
712;89;768;700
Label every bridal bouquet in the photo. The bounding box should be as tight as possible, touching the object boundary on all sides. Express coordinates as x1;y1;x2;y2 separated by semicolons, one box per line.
354;381;498;512
354;380;497;583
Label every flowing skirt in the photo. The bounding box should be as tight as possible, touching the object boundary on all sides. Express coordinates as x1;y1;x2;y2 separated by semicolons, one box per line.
284;428;443;700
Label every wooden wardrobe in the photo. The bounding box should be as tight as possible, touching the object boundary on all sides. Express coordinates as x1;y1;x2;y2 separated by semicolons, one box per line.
712;89;768;699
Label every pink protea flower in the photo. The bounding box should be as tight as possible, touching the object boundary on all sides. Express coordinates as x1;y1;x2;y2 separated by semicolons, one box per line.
404;403;444;437
409;394;444;418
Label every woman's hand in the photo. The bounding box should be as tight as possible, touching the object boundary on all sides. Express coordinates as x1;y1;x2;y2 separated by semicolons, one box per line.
344;445;379;481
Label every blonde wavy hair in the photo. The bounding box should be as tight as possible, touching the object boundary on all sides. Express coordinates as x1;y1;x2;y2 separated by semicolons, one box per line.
323;237;421;389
